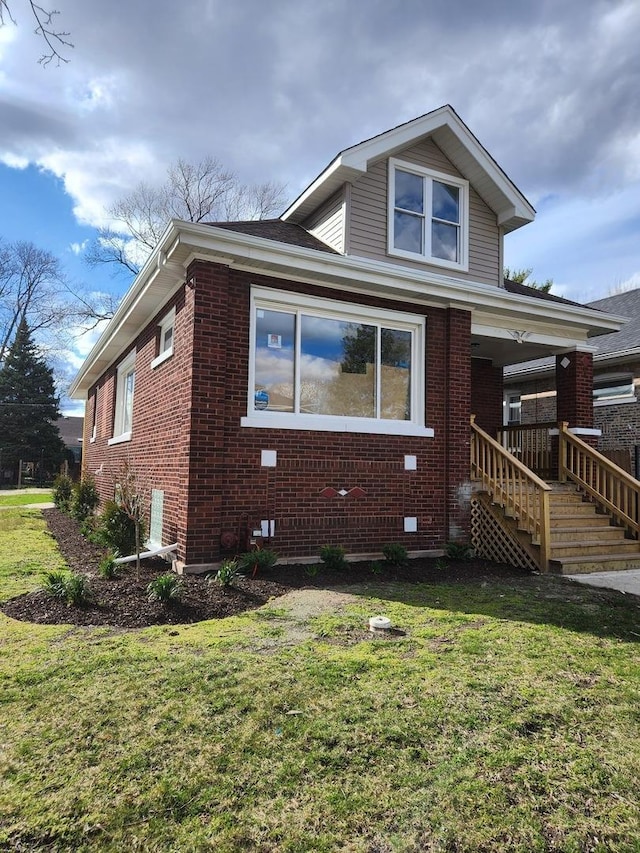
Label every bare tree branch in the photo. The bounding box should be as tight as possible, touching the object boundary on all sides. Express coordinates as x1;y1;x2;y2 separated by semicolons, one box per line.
0;0;73;65
86;156;288;284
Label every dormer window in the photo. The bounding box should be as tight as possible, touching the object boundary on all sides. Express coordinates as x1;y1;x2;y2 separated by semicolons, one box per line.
388;158;469;271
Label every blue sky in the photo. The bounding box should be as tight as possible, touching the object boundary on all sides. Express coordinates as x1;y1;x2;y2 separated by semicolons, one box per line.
1;0;639;415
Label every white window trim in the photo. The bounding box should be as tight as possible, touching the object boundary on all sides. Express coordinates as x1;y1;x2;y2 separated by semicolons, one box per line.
151;307;175;369
108;350;135;446
242;286;432;437
593;373;636;407
388;157;469;272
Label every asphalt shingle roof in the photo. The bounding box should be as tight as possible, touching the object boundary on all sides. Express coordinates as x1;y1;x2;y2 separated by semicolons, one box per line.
206;219;338;254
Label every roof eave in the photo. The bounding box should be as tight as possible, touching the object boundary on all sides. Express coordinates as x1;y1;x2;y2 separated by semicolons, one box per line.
281;105;535;233
69;220;623;398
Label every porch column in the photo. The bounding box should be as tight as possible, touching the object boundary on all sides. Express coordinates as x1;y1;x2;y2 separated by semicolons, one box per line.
445;307;472;541
555;347;595;431
552;347;598;476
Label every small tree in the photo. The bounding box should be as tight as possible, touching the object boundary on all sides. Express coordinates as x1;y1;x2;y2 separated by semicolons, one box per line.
115;461;147;579
504;267;553;293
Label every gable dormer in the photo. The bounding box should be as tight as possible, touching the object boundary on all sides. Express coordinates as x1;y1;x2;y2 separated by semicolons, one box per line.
281;105;535;288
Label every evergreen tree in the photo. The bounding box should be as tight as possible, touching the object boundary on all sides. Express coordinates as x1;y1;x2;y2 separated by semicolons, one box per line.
0;319;65;484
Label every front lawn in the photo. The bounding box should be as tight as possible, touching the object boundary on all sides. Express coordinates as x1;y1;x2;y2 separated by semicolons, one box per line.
1;508;639;851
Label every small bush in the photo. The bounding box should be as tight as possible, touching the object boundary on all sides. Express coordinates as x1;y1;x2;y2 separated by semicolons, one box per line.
146;573;182;604
237;548;278;577
369;560;384;576
319;544;348;572
71;477;99;522
445;541;475;561
98;555;118;579
435;558;448;571
41;570;92;607
382;543;408;567
213;559;241;588
303;564;319;578
41;570;68;600
98;500;141;557
52;474;73;512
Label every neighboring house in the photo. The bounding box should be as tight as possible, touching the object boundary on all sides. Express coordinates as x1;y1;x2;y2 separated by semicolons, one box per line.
56;416;84;477
504;288;640;474
70;105;621;572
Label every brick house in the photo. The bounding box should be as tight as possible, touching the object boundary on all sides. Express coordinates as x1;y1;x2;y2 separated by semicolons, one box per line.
504;288;640;475
70;105;621;572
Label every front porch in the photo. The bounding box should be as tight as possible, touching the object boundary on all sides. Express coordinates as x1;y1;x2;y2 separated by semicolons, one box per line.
470;418;640;574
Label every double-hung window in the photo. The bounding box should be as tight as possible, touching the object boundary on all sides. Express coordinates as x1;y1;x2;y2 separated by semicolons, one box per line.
109;350;136;445
242;288;431;436
388;158;468;271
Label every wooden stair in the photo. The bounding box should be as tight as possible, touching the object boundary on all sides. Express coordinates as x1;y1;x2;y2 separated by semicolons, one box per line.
546;483;640;574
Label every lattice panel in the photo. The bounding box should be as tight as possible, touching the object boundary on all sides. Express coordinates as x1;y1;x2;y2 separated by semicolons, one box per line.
471;497;539;571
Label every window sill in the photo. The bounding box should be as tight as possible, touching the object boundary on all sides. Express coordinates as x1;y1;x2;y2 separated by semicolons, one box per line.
241;413;434;437
593;396;636;407
387;247;468;274
108;431;132;446
151;348;173;369
89;437;96;444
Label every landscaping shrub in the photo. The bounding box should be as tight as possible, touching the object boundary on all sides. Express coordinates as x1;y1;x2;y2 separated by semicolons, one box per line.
445;541;475;560
319;544;348;572
41;570;92;606
382;543;408;567
98;500;142;557
146;573;182;604
52;474;73;512
213;559;240;587
237;548;278;577
71;477;99;522
98;554;118;579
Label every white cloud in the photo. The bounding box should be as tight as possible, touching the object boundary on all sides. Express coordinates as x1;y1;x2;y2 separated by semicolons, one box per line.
69;239;89;255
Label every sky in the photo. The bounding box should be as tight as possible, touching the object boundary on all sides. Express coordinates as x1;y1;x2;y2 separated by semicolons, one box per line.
1;0;639;415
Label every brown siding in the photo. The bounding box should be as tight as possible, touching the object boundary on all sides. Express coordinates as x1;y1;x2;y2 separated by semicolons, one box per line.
347;137;500;285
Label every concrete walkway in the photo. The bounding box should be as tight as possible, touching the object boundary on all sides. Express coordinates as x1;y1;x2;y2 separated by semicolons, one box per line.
565;569;640;597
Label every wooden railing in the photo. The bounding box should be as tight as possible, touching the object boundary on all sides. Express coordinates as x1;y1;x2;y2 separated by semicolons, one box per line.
471;416;551;571
497;422;555;480
559;421;640;538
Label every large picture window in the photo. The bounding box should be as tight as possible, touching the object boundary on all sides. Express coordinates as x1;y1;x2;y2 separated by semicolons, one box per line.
244;289;430;436
388;158;468;271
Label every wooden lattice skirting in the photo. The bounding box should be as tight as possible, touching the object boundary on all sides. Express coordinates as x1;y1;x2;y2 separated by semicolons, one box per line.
471;494;539;571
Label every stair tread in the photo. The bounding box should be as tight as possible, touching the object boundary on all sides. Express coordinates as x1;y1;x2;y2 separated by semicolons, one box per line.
553;552;640;564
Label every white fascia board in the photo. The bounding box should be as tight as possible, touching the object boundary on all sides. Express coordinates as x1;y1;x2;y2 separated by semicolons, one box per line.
179;222;624;332
68;221;183;397
70;218;625;397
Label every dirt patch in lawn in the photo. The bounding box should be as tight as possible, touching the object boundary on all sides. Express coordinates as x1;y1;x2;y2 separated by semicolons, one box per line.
0;508;531;629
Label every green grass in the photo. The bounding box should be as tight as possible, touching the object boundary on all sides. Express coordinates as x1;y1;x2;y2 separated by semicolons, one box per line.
1;509;640;851
0;489;53;508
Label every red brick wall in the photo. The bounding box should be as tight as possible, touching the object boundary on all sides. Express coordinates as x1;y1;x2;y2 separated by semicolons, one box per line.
471;359;503;436
84;259;476;566
556;350;594;428
82;285;195;558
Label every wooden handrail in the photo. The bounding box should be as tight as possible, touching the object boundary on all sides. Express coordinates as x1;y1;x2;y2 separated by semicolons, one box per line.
471;415;551;572
559;421;640;538
497;422;555;479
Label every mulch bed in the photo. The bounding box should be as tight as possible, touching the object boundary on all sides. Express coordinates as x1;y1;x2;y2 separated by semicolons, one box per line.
0;507;529;629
